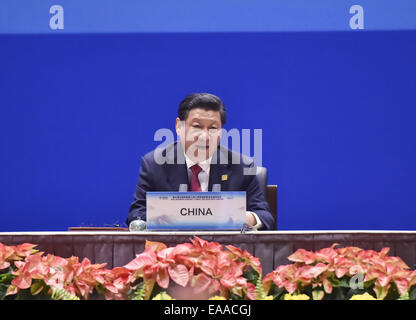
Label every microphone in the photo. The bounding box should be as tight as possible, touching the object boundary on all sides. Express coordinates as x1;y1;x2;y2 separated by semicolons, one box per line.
129;219;147;231
212;184;221;192
179;184;188;192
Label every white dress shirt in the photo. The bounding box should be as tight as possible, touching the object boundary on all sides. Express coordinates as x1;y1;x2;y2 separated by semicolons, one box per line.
184;153;263;230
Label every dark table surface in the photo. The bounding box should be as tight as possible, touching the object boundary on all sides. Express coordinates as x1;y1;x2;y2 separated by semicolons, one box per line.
1;230;415;275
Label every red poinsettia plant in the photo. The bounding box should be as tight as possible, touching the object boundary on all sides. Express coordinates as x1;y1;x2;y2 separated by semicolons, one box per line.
0;236;263;300
123;236;262;300
2;239;416;300
262;244;416;300
0;241;131;300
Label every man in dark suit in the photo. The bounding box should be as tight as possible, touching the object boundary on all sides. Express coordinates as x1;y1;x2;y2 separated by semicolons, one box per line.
127;93;275;230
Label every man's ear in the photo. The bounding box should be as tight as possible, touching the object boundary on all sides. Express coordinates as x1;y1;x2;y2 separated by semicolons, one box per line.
175;118;182;136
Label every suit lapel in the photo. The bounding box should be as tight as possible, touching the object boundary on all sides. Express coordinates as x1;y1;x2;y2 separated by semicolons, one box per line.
166;142;189;191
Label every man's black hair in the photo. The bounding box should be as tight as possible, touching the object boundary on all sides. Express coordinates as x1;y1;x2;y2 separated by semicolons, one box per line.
178;93;226;125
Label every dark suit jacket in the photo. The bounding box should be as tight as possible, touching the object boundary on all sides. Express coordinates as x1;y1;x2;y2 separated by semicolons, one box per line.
127;142;275;230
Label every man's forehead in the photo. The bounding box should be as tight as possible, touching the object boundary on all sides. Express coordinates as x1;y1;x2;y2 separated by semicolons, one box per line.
187;108;221;122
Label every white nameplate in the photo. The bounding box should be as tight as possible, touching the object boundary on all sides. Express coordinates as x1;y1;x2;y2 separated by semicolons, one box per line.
146;191;246;230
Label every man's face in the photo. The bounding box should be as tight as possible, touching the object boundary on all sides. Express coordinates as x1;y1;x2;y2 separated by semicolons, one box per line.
176;108;222;163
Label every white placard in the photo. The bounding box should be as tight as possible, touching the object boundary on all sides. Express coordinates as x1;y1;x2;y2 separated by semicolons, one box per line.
146;191;246;230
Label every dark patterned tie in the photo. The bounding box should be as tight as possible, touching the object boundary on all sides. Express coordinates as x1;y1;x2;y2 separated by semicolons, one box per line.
190;164;202;192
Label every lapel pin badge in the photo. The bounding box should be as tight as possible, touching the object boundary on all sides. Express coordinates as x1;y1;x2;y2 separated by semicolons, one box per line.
221;174;228;181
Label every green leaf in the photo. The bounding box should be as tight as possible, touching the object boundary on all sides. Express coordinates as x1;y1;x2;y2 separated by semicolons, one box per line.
30;280;45;295
130;282;147;300
230;292;244;300
0;270;14;283
312;289;324;300
409;286;416;300
374;285;389;300
265;285;286;300
384;282;401;300
331;277;350;288
398;291;410;300
364;279;376;290
51;287;80;300
255;274;268;300
0;270;18;300
0;283;10;300
15;290;38;300
243;269;257;283
328;287;349;300
95;283;106;296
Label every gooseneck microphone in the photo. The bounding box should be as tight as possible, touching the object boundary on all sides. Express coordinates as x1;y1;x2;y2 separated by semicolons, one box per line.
129;219;147;231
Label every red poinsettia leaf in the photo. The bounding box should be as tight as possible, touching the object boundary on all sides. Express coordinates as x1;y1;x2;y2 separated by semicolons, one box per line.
185;265;194;283
168;264;189;287
296;263;327;281
245;282;257;300
156;267;170;289
11;274;32;289
157;247;176;264
191;273;213;294
364;269;381;282
190;235;208;247
272;264;296;288
76;281;88;298
225;245;243;257
190;236;222;254
200;258;216;277
335;268;348;278
14;243;38;257
378;274;391;287
145;240;167;253
104;283;119;294
248;257;263;275
262;272;275;294
94;274;105;284
284;281;297;294
44;254;68;270
322;277;333;294
288;249;316;264
337;246;362;257
217;251;232;269
209;279;221;294
387;257;410;270
315;244;339;263
6;285;18;296
220;270;237;289
172;244;192;257
393;278;409;295
379;247;390;257
124;251;156;271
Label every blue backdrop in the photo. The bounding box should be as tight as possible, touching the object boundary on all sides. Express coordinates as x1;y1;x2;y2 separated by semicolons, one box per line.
1;30;415;231
1;1;416;33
